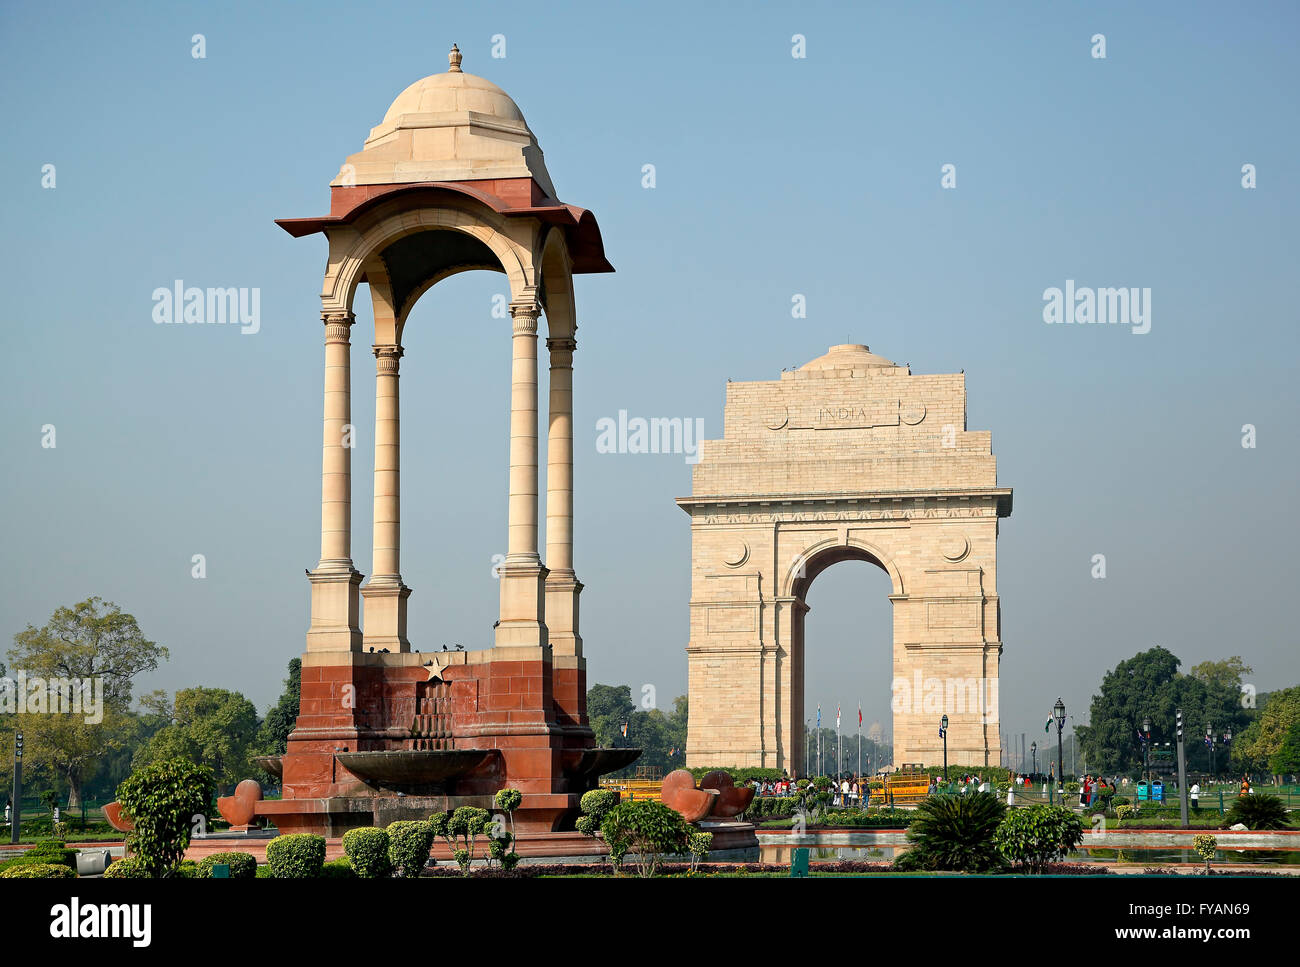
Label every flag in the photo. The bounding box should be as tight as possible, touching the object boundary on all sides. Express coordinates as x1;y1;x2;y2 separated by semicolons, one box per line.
858;703;862;728
1044;716;1053;733
1204;735;1212;749
620;722;628;737
836;704;841;729
817;705;821;728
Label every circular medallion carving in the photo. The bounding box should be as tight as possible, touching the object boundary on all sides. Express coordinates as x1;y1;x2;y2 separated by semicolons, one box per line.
901;401;926;425
941;535;970;563
723;541;750;568
765;405;789;430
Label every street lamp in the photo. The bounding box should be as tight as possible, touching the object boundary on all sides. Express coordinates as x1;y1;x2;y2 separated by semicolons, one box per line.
1143;715;1152;786
1031;740;1038;778
10;730;22;844
1053;698;1066;798
1205;722;1215;780
940;714;949;781
1223;726;1233;779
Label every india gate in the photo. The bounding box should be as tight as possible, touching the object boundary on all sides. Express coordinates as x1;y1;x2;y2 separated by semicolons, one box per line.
680;344;1013;773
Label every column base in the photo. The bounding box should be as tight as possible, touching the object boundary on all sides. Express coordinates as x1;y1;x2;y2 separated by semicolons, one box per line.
544;570;583;657
361;578;412;653
306;566;364;653
496;560;550;649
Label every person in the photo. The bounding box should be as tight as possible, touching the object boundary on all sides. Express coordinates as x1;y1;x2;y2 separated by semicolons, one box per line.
1190;781;1200;810
1006;782;1016;806
1240;776;1250;798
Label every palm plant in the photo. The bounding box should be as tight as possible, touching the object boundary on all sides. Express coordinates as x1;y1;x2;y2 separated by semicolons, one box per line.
893;792;1006;873
1225;793;1289;830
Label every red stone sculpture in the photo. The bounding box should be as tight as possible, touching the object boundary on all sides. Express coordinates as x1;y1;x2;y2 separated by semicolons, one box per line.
217;779;264;831
103;801;133;833
700;769;755;818
660;769;719;823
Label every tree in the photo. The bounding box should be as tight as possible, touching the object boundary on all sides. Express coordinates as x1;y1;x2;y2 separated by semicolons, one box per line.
1267;720;1300;779
255;658;301;755
585;684;689;776
7;598;168;808
1076;647;1250;776
1235;685;1300;778
134;687;260;791
994;804;1084;874
116;757;216;877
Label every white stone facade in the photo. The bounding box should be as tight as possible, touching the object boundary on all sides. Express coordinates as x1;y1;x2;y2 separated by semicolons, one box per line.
679;345;1012;773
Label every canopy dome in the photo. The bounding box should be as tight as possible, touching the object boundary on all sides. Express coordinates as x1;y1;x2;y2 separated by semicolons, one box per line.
331;45;557;196
799;344;897;371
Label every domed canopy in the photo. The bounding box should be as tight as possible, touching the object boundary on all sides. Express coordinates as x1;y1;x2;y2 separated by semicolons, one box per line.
331;45;557;196
799;344;897;371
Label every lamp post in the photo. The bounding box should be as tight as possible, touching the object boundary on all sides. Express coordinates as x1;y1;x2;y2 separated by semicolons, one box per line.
940;714;949;781
1053;698;1066;799
10;730;22;845
1142;715;1151;787
1176;708;1189;829
1031;740;1038;779
1222;726;1233;781
1205;722;1215;780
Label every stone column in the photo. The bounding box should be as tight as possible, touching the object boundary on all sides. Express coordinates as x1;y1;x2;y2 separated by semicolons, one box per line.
362;344;410;652
544;335;582;657
306;311;362;653
496;302;548;648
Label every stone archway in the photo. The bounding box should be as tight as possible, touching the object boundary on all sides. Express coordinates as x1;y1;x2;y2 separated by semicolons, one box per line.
678;345;1013;773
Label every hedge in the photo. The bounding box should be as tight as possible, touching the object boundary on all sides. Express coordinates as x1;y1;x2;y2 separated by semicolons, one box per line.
265;833;326;879
198;851;258;879
343;827;392;878
0;862;77;879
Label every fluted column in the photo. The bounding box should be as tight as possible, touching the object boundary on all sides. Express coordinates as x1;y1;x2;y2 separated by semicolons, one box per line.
545;335;583;657
496;301;548;648
362;344;410;652
306;311;362;653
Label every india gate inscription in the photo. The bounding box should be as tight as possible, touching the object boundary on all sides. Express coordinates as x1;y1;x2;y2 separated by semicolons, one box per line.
679;344;1013;772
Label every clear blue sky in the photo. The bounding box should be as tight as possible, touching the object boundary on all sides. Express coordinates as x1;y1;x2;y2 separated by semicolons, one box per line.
2;1;1297;758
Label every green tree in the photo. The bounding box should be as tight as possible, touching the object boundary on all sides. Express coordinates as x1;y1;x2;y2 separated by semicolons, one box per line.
116;757;216;877
135;687;260;791
8;598;168;808
1076;647;1249;776
254;658;301;755
1235;685;1300;778
1267;720;1300;779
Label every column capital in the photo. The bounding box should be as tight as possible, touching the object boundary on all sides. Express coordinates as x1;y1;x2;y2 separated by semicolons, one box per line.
546;335;577;357
322;311;355;344
509;302;541;335
372;344;404;373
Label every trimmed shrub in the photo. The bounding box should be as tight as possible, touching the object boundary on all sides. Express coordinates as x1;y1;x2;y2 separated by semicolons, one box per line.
265;833;326;879
445;807;491;875
1193;834;1217;873
386;820;435;879
116;757;217;877
103;857;149;878
576;788;619;838
687;828;713;873
254;863;274;878
321;857;357;879
198;851;257;879
0;842;78;873
0;862;77;879
600;800;689;877
994;804;1085;874
893;791;1006;873
342;827;392;878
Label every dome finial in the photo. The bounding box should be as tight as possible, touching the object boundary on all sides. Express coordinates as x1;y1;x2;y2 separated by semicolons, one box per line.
448;43;463;72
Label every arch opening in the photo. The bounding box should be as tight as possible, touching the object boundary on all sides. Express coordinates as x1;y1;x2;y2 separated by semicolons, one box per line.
792;548;896;779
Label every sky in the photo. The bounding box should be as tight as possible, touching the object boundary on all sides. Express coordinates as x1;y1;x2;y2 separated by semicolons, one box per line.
1;0;1297;764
